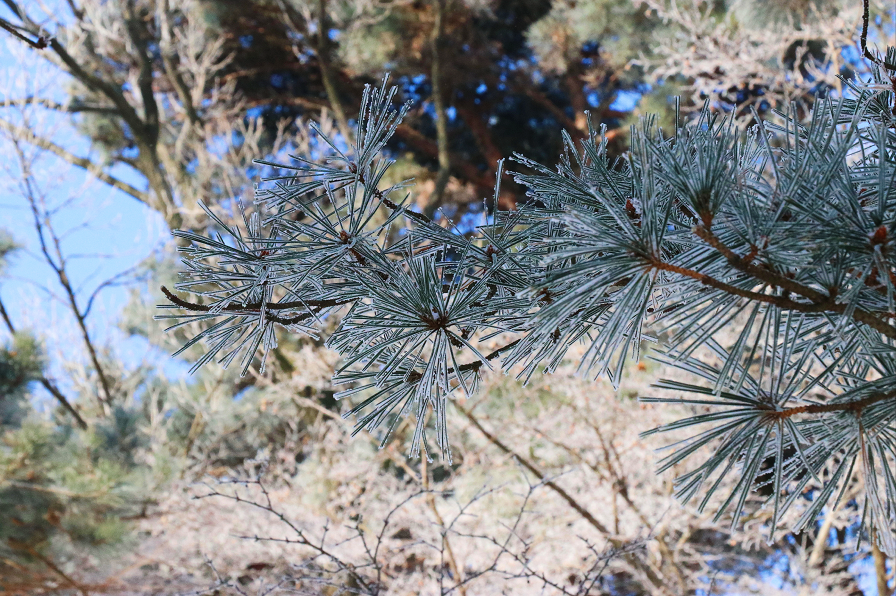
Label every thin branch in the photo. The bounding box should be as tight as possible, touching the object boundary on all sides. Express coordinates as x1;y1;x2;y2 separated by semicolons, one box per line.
454;402;669;593
15;142;114;413
158;0;202;127
426;0;451;218
393;123;497;193
160;285;353;326
286;0;354;143
43;37;145;134
195;477;379;594
861;0;896;71
0;118;150;204
774;387;896;419
693;225;896;340
808;505;838;567
37;376;89;428
420;456;468;596
2;96;118;114
456;403;613;535
160;285;349;312
17;543;89;596
653;259;829;311
0;16;47;49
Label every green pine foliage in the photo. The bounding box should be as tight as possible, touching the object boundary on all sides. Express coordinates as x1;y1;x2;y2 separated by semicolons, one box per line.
0;334;43;428
1;420;137;556
0;235;151;573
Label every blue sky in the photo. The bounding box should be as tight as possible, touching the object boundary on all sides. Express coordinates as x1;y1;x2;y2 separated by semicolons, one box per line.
0;29;176;405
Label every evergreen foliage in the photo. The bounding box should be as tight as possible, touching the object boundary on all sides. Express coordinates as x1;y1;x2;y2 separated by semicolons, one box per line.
162;53;896;552
0;232;36;428
0;334;43;428
0;231;152;575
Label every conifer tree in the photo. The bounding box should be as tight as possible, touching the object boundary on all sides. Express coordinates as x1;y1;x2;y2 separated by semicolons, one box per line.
0;232;41;428
160;37;896;553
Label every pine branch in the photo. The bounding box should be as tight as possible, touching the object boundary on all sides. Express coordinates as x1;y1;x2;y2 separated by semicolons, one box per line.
693;225;896;340
163;72;896;553
160;286;352;326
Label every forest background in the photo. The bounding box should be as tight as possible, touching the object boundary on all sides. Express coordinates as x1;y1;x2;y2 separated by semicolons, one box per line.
1;0;895;594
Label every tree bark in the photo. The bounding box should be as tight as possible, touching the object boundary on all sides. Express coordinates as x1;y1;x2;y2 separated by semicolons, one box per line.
425;0;451;219
873;532;891;596
316;0;354;144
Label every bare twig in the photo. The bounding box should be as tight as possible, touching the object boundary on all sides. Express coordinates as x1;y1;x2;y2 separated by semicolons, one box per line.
14;141;115;414
454;402;669;593
0;118;149;204
194;461;643;595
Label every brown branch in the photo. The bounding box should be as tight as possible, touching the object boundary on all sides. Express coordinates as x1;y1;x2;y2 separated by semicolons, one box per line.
693;226;830;301
15;543;89;596
160;285;348;313
36;377;89;429
426;0;451;218
353;166;428;224
160;285;363;326
515;79;584;137
861;0;896;71
773;387;896;419
197;482;379;594
692;225;896;341
509;73;624;143
0;16;47;49
393;123;497;192
456;403;614;535
123;1;160;144
429;339;521;381
652;260;830;313
873;529;892;596
454;101;503;165
45;37;146;135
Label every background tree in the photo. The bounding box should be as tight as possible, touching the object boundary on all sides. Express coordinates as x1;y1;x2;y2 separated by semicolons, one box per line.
2;0;889;224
